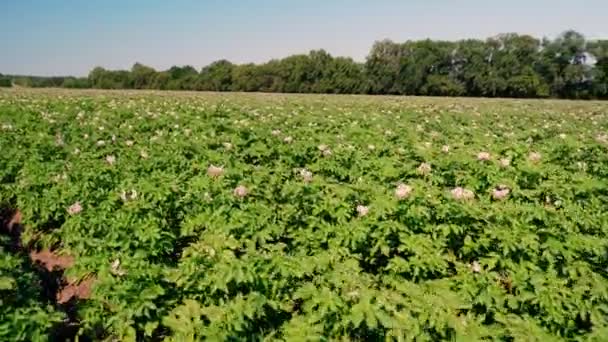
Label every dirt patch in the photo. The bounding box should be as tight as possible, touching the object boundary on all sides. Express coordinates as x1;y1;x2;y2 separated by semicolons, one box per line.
7;209;22;232
30;249;75;272
57;275;95;304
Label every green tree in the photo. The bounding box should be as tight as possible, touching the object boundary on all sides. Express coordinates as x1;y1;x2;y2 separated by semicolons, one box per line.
130;63;157;89
0;73;11;87
198;60;235;91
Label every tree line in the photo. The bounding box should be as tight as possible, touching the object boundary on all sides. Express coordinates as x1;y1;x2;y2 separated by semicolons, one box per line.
3;31;608;99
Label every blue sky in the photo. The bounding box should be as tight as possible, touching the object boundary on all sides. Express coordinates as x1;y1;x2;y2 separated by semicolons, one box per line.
1;0;607;76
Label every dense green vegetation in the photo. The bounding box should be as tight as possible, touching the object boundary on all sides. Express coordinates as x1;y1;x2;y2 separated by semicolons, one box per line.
1;89;608;340
0;74;12;87
3;30;608;99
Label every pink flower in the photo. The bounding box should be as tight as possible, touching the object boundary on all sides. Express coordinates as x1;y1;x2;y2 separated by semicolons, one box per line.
300;169;313;183
441;145;450;153
207;165;224;178
477;152;491;161
67;202;83;215
395;184;413;200
105;155;116;165
492;185;510;201
528;152;541;163
451;187;475;201
417;162;432;176
233;185;249;198
499;158;511;167
356;205;369;217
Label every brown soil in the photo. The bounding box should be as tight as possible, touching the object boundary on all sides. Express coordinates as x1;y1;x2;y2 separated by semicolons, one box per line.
30;249;75;272
57;275;95;304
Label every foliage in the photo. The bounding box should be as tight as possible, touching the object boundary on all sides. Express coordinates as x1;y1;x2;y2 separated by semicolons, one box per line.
0;74;11;87
5;30;608;99
0;236;65;341
1;89;608;340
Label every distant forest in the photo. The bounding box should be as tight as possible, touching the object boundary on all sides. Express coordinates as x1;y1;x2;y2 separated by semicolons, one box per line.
2;30;608;99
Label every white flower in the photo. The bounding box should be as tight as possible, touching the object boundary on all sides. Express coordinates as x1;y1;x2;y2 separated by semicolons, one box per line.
125;140;134;147
73;148;81;155
105;155;116;165
322;149;332;157
471;261;481;273
223;142;233;150
120;189;138;202
356;205;369;217
368;144;376;151
52;173;68;182
271;129;281;136
395;184;413;200
577;161;587;170
55;134;64;146
207;165;224;178
451;187;475;201
233;185;249;198
67;202;83;215
528;152;541;163
110;259;126;276
283;136;293;144
499;158;511;167
417;162;432;176
300;169;313;183
318;144;329;152
96;140;105;146
112;135;117;143
140;150;149;159
477;152;491;161
441;145;450;153
559;133;567;139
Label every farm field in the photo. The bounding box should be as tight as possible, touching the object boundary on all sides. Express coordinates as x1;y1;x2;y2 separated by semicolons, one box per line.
1;88;608;341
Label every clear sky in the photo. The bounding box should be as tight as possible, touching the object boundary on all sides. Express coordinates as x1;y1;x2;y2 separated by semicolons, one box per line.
1;0;607;76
